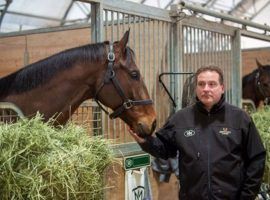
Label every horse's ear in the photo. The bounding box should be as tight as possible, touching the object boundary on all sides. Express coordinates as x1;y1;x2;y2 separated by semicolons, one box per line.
119;29;130;51
256;59;263;68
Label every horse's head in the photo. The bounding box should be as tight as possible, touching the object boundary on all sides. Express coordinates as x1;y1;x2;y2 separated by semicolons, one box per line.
256;59;270;104
95;30;156;137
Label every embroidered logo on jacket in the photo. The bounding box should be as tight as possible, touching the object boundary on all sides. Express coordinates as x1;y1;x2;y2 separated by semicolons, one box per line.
219;128;231;136
184;130;195;137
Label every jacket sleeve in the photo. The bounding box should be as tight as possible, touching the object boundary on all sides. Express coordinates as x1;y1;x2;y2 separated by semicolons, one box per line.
240;117;266;200
139;120;178;160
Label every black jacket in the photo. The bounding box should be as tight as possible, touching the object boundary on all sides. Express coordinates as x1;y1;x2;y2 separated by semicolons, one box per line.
141;96;266;200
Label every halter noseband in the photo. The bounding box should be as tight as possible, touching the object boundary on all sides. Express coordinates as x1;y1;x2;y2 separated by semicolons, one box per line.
94;42;153;119
255;71;270;105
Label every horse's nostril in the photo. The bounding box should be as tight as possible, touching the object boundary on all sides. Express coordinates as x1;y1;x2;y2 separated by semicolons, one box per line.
151;119;157;132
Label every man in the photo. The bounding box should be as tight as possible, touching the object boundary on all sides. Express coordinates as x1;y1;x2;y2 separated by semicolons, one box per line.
129;66;266;200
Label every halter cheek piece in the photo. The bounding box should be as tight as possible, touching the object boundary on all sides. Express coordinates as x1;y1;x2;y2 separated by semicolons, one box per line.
94;42;153;119
255;72;270;105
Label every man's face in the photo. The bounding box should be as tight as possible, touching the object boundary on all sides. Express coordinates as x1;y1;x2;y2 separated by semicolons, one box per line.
196;70;224;111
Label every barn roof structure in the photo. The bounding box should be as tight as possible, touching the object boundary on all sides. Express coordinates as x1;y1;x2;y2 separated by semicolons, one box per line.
1;0;269;32
0;0;270;48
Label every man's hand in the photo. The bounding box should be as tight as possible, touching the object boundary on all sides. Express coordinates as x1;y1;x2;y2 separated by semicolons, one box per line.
128;127;147;144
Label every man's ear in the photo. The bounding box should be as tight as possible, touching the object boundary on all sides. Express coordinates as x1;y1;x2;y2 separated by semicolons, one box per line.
221;84;225;94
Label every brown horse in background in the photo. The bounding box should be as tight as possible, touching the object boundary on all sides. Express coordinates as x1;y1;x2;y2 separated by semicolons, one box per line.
0;30;156;137
242;60;270;108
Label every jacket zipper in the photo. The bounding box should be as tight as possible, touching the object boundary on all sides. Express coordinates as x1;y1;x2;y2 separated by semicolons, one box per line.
207;112;211;199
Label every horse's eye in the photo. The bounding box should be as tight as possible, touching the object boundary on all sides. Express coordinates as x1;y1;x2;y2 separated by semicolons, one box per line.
130;71;140;80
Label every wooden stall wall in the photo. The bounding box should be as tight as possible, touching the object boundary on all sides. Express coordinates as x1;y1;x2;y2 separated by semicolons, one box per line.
242;47;270;76
0;29;91;77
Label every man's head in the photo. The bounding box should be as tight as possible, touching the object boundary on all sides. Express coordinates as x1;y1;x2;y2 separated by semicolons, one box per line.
195;66;225;111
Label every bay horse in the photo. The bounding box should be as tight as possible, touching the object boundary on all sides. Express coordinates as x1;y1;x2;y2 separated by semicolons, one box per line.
0;30;156;137
242;60;270;108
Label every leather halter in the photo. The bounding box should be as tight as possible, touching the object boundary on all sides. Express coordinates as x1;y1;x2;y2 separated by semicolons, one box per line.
255;71;270;105
94;43;153;119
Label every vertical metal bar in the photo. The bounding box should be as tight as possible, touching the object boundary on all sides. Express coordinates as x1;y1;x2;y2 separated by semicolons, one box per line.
207;31;211;65
156;20;160;112
116;11;122;141
105;10;110;139
193;27;196;70
111;11;114;41
198;28;202;68
143;17;146;80
197;28;201;59
231;30;241;107
194;27;197;71
182;27;186;72
166;21;174;112
228;35;232;103
110;11;116;140
138;16;142;69
174;18;181;111
202;29;205;66
217;33;221;68
105;10;108;40
210;31;214;64
133;15;136;50
91;2;103;43
117;11;120;40
180;24;186;109
229;35;232;103
122;13;126;36
148;18;151;90
215;32;218;65
191;27;194;71
185;26;189;72
91;2;104;138
153;20;156;111
225;35;230;102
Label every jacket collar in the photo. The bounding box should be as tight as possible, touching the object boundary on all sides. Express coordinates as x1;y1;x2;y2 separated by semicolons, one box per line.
196;94;225;114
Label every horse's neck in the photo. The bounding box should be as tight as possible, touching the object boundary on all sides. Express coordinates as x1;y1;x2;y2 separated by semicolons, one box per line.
4;62;105;124
40;62;104;117
242;75;261;107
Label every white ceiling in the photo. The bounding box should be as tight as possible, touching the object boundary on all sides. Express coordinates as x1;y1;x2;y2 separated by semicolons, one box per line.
0;0;269;48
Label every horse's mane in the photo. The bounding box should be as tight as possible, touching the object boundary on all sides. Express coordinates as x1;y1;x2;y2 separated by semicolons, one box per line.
0;42;107;98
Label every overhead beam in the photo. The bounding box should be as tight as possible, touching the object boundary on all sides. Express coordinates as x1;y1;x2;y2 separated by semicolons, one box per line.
228;0;266;18
165;0;176;10
178;1;270;32
0;0;12;31
202;0;218;8
249;0;270;20
61;1;75;26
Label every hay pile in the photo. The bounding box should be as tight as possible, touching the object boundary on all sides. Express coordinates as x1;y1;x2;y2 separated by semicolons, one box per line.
252;106;270;183
0;115;113;200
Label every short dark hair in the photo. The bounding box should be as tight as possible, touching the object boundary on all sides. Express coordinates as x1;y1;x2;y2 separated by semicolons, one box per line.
195;65;224;84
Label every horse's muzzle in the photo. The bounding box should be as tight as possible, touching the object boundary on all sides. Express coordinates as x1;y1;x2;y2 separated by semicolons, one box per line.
137;119;156;138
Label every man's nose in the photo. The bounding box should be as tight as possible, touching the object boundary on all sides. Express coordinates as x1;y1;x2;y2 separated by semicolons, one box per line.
202;84;211;90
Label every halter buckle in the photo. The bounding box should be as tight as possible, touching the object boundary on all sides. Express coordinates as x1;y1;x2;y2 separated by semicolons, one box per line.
107;52;115;62
123;100;134;109
110;70;115;78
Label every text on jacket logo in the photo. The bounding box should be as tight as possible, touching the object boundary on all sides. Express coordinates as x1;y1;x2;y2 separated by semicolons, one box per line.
184;130;195;137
